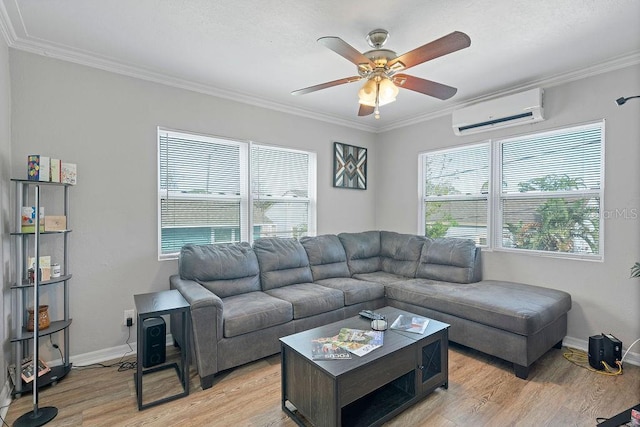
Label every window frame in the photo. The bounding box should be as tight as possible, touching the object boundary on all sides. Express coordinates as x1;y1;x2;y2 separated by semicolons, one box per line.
419;120;605;261
157;128;317;260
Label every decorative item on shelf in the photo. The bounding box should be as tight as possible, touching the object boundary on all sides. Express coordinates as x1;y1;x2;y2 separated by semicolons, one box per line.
333;142;367;190
27;155;50;182
51;263;61;278
61;162;77;185
44;215;67;231
50;158;62;182
21;206;45;233
26;305;50;332
28;255;51;281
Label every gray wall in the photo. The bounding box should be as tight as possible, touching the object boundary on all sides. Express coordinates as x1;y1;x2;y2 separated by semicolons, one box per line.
375;64;640;349
8;49;377;358
6;47;640;363
1;36;11;399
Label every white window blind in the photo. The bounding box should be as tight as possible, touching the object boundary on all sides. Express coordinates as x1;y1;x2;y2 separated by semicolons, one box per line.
499;122;603;256
158;129;316;259
158;130;246;258
251;145;313;239
421;143;490;244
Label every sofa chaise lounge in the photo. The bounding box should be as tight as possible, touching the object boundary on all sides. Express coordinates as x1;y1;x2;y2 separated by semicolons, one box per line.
169;231;571;389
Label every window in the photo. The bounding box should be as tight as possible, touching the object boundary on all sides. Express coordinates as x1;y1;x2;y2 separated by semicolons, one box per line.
420;121;604;259
419;143;490;245
499;123;603;257
251;145;315;239
158;129;316;259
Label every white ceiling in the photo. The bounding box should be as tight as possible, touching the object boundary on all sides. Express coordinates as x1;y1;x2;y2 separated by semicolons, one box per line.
1;0;639;132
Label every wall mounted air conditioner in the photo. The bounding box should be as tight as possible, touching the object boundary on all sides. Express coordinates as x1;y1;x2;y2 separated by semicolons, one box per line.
452;88;544;136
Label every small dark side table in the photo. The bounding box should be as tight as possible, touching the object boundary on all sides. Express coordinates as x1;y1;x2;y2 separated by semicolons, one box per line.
133;289;191;410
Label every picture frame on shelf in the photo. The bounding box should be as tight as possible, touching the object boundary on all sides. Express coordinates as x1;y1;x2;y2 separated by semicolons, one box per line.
333;142;367;190
20;357;51;383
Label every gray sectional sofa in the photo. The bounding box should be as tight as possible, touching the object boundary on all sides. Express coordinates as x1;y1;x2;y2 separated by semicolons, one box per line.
169;231;571;390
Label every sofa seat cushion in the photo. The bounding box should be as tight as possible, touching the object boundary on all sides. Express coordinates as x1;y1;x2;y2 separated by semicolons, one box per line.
265;283;344;319
386;279;571;335
352;271;410;285
222;291;293;338
314;278;385;306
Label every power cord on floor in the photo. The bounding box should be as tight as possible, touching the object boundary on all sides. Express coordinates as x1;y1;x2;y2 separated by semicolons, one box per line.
563;348;623;376
563;337;640;376
73;323;137;371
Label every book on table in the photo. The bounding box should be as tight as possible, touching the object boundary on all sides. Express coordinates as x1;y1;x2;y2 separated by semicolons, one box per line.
390;314;430;334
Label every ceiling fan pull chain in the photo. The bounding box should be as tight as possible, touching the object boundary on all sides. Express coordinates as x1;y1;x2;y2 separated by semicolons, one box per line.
374;81;381;119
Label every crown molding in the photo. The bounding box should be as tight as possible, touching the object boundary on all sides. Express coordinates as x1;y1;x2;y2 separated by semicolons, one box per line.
378;51;640;133
2;8;638;136
6;31;378;133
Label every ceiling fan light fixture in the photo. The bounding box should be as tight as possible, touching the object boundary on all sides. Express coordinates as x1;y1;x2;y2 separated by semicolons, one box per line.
378;78;399;104
358;77;398;107
358;79;378;106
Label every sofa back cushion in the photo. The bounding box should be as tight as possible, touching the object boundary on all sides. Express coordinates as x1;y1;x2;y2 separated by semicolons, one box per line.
338;231;381;275
179;242;261;298
380;231;427;277
253;237;314;290
299;235;351;281
416;238;481;284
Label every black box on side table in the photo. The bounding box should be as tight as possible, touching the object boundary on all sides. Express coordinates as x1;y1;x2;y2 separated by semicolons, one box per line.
133;289;190;410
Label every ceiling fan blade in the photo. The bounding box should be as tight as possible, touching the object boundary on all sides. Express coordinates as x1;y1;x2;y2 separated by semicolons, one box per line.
393;74;457;100
388;31;471;71
358;104;375;116
291;76;362;96
318;36;376;70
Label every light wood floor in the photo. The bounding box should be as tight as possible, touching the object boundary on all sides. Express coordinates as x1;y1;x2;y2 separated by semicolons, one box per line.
4;344;639;426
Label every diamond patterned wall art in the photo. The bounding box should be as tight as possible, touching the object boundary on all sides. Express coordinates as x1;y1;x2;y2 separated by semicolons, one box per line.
333;142;367;190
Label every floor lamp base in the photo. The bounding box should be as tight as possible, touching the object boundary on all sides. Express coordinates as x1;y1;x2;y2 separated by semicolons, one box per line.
13;406;58;427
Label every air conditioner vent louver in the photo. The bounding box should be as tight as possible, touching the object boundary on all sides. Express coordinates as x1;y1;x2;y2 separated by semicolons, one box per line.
452;88;544;136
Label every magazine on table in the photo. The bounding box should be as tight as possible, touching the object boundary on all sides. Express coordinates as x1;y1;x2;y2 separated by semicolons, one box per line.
334;328;384;356
311;338;352;360
390;314;429;334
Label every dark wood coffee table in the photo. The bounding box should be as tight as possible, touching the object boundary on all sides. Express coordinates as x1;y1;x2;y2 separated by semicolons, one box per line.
280;306;449;427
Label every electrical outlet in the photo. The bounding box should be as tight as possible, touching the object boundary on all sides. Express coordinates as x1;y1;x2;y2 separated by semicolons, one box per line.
124;309;135;326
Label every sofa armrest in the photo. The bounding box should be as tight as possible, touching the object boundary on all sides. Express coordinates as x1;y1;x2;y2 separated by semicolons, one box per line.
170;274;224;380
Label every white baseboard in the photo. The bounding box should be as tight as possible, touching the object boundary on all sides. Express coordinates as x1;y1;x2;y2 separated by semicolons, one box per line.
563;335;640;367
56;335;173;368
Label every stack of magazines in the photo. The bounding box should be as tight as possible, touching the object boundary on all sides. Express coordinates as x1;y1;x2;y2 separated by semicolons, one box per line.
311;328;384;360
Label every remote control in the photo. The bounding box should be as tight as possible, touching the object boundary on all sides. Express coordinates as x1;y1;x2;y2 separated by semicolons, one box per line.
359;310;384;320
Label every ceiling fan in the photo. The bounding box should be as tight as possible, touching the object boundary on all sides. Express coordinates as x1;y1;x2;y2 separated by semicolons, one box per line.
292;29;471;119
